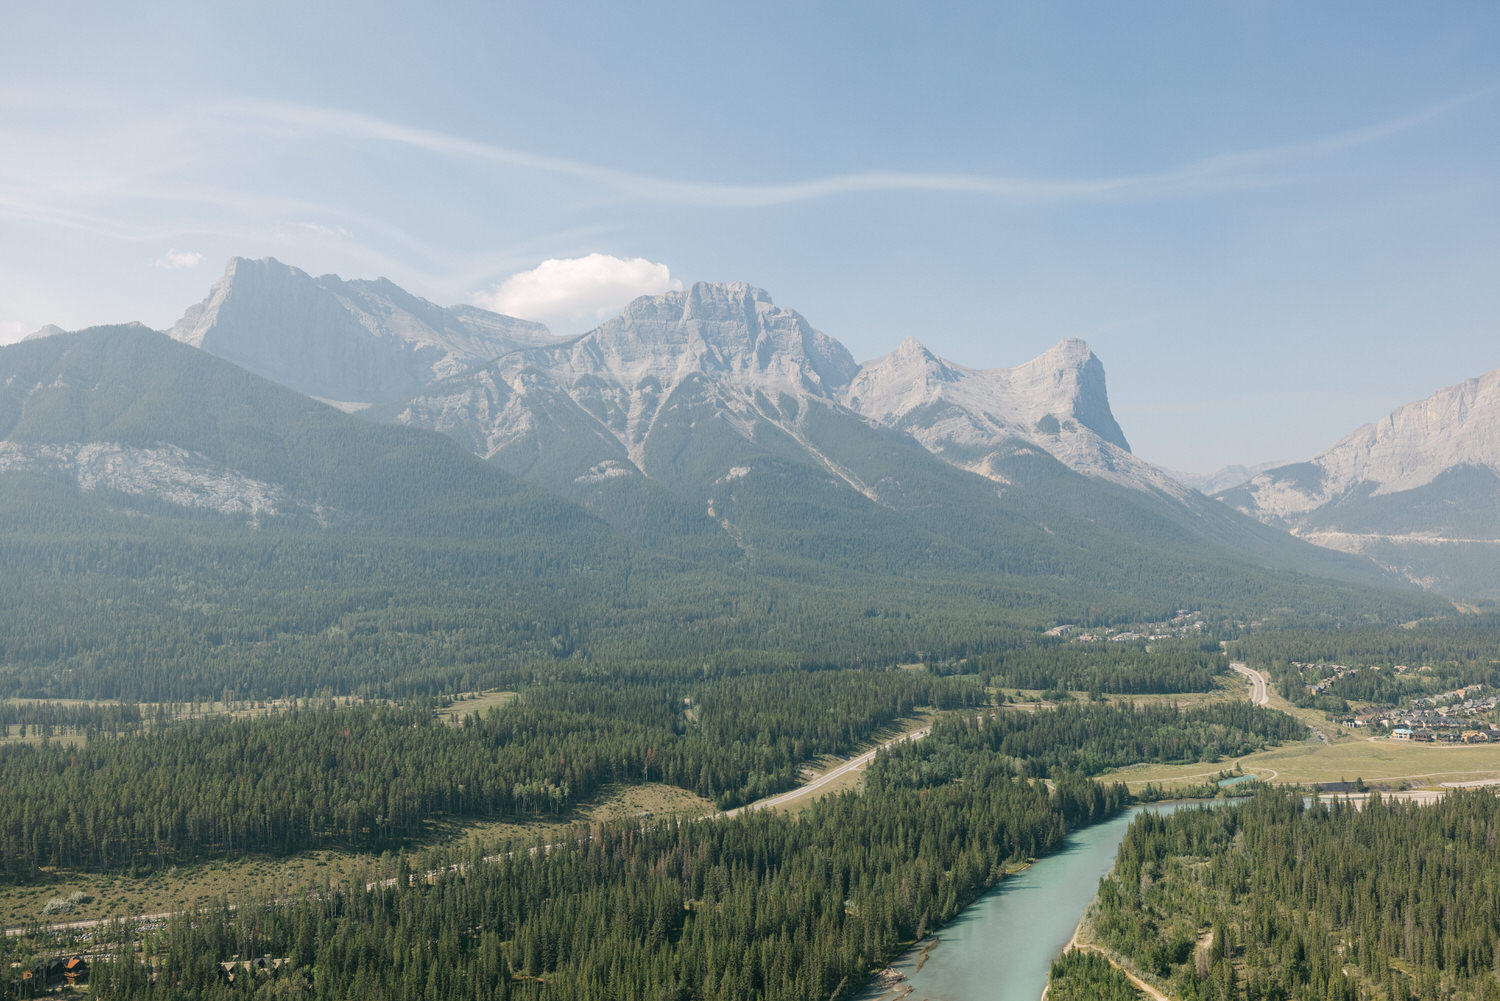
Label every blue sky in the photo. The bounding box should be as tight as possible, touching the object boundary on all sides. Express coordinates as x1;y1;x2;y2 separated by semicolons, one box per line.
2;2;1497;473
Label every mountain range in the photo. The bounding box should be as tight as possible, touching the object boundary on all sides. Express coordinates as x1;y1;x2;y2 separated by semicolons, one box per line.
0;257;1481;699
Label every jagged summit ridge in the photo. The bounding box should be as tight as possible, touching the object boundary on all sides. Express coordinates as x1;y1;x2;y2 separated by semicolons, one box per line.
846;336;1127;449
158;262;1175;500
565;281;858;396
387;281;862;485
844;336;1186;498
169;257;556;405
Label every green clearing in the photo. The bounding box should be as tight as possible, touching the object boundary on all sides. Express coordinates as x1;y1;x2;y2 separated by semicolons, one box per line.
1098;663;1500;791
434;689;520;723
1106;733;1500;790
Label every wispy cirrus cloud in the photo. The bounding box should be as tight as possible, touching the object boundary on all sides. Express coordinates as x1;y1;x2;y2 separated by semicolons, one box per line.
0;82;1487;267
212;86;1493;208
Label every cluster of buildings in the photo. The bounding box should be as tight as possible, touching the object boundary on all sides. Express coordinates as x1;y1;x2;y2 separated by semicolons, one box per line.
1410;685;1497;714
1045;610;1208;644
1334;699;1500;743
1386;725;1500;744
1318;673;1500;742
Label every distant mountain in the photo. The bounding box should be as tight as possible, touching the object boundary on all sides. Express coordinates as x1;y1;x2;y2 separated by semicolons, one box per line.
0;299;1445;701
845;336;1188;499
0;324;614;538
1168;462;1283;496
375;280;1421;609
168;257;557;406
1219;368;1500;599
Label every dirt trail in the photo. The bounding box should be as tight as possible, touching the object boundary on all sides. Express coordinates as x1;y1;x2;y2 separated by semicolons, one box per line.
719;724;929;818
1044;944;1174;1001
7;720;932;938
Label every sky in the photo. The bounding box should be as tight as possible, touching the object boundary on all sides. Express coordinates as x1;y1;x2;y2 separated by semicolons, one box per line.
2;2;1497;474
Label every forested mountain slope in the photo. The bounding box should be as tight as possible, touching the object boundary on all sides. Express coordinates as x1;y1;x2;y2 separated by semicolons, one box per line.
0;324;1444;701
375;282;1427;609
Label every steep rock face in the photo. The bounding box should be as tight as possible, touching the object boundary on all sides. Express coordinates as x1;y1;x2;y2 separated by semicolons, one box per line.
1220;368;1500;597
1228;369;1500;518
385;282;863;487
0;440;323;522
169;258;555;405
844;337;1188;498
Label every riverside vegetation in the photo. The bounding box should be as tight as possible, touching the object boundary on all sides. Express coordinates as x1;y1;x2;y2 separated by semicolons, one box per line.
0;652;1314;1000
1086;788;1500;1001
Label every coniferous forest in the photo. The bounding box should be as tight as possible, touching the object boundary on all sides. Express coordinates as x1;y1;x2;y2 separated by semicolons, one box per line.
0;668;976;879
1089;788;1500;1001
49;717;1136;1001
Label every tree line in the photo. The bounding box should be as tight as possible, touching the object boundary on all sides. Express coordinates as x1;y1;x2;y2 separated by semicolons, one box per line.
978;636;1227;695
1091;788;1500;1000
78;715;1131;1001
0;667;976;880
872;700;1306;785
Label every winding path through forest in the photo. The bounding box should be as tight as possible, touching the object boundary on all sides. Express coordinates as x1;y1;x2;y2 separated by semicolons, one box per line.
7;719;932;937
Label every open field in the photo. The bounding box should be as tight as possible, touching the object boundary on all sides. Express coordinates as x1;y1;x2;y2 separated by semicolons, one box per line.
1001;671;1248;712
434;690;519;723
1099;661;1500;792
1106;734;1500;791
0;726;85;748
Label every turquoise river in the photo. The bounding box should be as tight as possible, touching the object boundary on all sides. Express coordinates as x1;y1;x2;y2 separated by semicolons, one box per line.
865;802;1199;1001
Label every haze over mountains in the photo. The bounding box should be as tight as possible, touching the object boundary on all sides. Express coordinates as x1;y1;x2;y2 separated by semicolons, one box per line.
1220;369;1500;599
4;255;1489;629
168;257;557;407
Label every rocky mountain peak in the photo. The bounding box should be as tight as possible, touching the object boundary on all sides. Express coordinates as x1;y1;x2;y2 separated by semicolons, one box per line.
169;257;555;405
1051;340;1127;451
571;281;858;396
1219;364;1500;598
1034;336;1093;366
844;336;1184;498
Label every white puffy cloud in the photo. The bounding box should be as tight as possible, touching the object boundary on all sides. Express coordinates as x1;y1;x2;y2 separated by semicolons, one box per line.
477;254;682;334
151;249;204;270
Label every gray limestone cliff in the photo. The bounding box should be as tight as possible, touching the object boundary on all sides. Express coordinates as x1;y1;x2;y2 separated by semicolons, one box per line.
169;258;556;406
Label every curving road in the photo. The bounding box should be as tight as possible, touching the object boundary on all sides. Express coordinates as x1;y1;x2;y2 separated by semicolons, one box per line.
1231;661;1269;706
720;725;929;818
15;721;933;934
